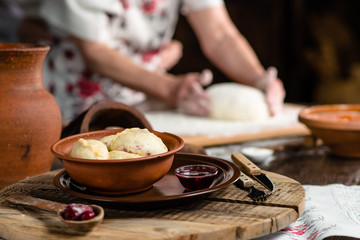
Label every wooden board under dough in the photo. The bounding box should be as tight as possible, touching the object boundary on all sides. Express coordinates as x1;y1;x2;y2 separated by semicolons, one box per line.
181;123;310;147
145;103;311;147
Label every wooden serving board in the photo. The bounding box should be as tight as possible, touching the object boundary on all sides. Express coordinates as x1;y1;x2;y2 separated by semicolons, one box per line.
0;169;305;240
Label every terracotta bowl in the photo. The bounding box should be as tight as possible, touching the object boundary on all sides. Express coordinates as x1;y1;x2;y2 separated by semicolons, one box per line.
51;128;184;195
299;104;360;157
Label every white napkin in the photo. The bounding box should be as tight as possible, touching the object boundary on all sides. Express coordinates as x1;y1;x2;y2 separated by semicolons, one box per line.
256;184;360;240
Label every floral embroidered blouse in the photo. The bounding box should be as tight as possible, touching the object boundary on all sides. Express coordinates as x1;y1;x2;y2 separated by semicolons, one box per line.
40;0;223;122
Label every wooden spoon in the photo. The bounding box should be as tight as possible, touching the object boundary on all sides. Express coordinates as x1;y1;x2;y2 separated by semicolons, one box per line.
6;194;104;231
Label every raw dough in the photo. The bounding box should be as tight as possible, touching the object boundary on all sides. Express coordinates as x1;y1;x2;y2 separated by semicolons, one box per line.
206;83;270;121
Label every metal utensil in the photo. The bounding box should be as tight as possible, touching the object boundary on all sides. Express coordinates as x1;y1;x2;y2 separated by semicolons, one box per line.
6;194;104;232
235;172;267;201
232;153;275;193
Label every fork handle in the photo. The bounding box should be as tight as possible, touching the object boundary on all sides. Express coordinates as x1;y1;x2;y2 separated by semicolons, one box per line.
237;172;255;188
232;153;262;175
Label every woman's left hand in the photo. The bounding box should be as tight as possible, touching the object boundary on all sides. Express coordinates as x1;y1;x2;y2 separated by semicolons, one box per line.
175;69;213;116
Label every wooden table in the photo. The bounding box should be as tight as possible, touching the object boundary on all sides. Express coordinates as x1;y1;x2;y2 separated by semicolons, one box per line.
0;164;304;240
3;134;358;240
205;135;360;186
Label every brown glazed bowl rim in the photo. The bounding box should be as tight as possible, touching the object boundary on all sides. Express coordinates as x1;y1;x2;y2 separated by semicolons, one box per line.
51;128;185;163
299;104;360;131
0;43;50;52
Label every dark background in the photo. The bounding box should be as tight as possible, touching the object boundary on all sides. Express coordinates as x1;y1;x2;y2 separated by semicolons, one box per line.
170;0;360;105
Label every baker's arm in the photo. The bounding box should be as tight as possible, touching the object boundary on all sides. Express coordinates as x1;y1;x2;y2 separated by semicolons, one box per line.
186;6;264;86
186;5;285;115
72;37;211;116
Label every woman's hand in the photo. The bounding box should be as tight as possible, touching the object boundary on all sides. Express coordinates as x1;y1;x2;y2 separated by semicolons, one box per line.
256;67;285;116
174;69;213;116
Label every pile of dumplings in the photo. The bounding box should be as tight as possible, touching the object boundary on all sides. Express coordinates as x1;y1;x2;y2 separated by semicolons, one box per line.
70;128;168;160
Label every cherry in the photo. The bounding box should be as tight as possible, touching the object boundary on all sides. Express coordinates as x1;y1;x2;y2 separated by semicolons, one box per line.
62;203;96;221
63;203;81;220
80;210;95;220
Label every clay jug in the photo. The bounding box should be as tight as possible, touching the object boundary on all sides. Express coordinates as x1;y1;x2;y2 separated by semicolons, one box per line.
0;43;62;189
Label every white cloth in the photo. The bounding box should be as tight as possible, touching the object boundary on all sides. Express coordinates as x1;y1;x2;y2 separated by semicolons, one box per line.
256;184;360;240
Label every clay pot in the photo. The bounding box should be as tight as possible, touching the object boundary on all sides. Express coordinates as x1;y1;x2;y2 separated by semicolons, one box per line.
0;43;62;189
61;101;153;138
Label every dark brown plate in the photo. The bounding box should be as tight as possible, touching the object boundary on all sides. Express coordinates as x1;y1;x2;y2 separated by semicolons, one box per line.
53;153;240;207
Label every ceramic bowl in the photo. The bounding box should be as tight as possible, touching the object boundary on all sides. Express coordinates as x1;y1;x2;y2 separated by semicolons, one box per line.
175;164;218;191
51;128;184;195
298;104;360;157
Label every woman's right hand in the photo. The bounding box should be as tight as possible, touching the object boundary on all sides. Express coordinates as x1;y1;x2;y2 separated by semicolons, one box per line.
255;67;285;116
174;69;213;116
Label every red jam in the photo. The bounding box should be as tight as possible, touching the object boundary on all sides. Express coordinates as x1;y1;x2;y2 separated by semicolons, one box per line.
62;203;95;221
175;165;218;191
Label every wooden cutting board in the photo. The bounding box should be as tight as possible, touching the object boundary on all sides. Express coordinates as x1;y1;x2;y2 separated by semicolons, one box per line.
182;124;310;147
0;169;305;240
145;103;311;147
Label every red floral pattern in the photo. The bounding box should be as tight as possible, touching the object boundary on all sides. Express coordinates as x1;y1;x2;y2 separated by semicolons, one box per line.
64;49;75;60
281;224;308;235
49;82;55;94
141;49;159;63
77;75;101;98
120;0;130;9
142;0;157;13
66;83;74;93
48;59;54;70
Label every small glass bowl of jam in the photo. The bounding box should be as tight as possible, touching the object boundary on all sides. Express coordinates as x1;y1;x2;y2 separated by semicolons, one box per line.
175;164;219;191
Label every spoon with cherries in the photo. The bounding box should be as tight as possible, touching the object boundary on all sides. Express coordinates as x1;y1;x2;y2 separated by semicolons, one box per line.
6;194;104;232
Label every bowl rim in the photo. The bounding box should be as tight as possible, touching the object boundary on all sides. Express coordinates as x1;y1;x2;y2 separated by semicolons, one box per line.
298;104;360;131
0;42;50;52
51;128;184;163
174;164;219;178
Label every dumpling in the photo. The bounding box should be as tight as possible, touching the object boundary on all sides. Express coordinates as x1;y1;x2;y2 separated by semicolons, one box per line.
70;138;109;159
109;150;142;159
110;128;168;156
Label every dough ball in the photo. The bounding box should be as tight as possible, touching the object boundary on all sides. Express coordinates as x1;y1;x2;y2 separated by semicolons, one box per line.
110;128;168;156
109;150;142;159
206;83;270;121
100;134;117;150
70;138;109;159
